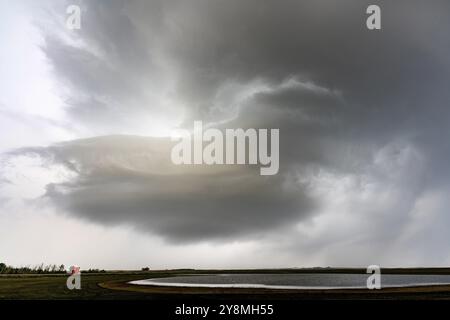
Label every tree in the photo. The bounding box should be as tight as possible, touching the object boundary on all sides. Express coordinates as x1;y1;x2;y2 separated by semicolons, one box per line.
0;262;6;273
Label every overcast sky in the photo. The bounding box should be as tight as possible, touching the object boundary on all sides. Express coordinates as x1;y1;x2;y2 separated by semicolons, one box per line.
1;0;450;270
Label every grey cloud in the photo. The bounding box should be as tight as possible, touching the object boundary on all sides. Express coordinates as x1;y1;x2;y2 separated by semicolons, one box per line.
15;0;450;257
12;135;314;242
39;0;450;143
36;0;177;134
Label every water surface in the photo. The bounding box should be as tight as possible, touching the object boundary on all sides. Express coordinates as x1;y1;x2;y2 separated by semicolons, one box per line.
130;273;450;289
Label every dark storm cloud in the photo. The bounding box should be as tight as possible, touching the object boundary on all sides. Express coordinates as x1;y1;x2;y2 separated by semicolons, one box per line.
12;136;314;242
17;0;450;246
150;0;450;120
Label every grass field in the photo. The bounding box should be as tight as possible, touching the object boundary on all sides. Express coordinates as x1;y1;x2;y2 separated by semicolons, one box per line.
0;270;205;299
2;268;450;300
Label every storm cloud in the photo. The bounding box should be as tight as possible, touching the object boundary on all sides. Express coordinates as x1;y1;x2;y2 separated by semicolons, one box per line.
2;0;450;265
12;135;314;242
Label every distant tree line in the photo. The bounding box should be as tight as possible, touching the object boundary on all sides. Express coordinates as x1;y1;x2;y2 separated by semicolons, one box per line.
0;262;105;274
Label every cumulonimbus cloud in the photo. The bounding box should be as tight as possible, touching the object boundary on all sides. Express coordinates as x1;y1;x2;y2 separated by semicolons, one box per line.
9;135;315;242
3;0;450;261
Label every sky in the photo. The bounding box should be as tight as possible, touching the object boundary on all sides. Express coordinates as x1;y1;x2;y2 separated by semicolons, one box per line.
1;0;450;270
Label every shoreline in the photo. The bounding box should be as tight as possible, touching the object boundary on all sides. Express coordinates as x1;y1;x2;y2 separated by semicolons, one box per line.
99;278;450;300
129;278;450;291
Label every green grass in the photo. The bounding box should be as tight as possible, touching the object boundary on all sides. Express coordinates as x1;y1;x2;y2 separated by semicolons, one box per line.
0;271;176;299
